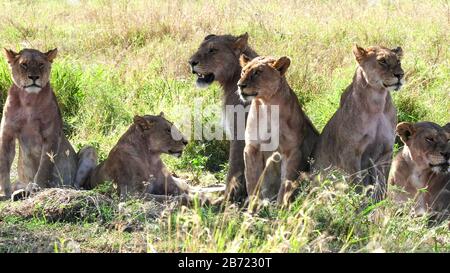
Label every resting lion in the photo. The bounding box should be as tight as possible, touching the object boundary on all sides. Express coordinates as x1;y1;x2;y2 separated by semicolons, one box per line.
238;55;319;204
189;33;258;202
313;45;405;202
0;48;96;200
389;122;450;219
82;113;222;203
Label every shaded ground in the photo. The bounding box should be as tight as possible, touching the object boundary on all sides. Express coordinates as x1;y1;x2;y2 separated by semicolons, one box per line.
0;188;171;252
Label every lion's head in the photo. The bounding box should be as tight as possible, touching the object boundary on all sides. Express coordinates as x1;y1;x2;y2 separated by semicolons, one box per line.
237;55;291;102
133;113;188;157
353;45;404;91
188;33;250;88
397;121;450;174
3;48;57;94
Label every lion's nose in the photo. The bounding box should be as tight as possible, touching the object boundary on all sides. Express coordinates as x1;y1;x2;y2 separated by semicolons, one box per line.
28;75;39;81
182;139;188;146
189;59;199;67
394;72;404;79
238;83;247;89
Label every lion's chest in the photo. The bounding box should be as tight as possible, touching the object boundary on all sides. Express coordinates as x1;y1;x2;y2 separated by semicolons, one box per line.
245;100;277;147
11;106;46;156
358;112;395;151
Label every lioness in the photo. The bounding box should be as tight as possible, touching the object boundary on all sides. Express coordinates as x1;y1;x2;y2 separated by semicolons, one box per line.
0;48;96;200
188;33;258;202
238;55;319;203
82;113;191;200
313;45;405;202
389;122;450;219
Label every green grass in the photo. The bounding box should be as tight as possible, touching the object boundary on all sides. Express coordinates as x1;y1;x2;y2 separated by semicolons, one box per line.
0;0;449;252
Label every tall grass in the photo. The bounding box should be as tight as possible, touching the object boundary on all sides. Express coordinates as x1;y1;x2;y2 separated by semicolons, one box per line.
0;0;448;252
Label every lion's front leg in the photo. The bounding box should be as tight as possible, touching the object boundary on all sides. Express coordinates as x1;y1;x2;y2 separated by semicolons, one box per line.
277;151;301;206
0;129;15;198
34;135;60;188
370;148;393;202
244;144;264;198
225;139;247;202
258;152;282;200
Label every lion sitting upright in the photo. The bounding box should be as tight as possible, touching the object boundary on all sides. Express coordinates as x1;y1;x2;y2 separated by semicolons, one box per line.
313;45;405;202
82;113;195;201
238;55;319;204
189;33;258;202
0;48;97;200
389;122;450;220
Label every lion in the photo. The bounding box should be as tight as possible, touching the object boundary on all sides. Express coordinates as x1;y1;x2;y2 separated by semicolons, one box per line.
313;45;405;202
0;48;97;200
82;113;223;203
188;33;258;202
238;55;319;204
389;121;450;220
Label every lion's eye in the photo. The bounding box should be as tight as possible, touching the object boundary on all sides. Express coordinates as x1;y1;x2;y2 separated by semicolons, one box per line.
20;63;27;69
39;63;44;69
425;137;434;143
378;59;387;66
208;48;217;54
254;70;261;76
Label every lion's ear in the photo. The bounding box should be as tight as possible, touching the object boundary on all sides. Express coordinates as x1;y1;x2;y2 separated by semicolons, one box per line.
396;122;416;144
233;32;249;54
45;48;58;63
272;56;291;76
3;48;18;64
353;44;367;63
392;46;403;60
134;115;154;130
239;54;251;67
204;34;216;41
443;123;450;136
159;111;165;117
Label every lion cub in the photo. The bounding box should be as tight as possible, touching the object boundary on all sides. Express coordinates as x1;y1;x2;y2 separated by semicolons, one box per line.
238;55;319;202
0;48;96;200
389;122;450;219
82;113;190;200
313;45;404;202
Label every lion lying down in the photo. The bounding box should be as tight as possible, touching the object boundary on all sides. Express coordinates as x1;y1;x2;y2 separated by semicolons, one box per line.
81;113;224;204
389;121;450;221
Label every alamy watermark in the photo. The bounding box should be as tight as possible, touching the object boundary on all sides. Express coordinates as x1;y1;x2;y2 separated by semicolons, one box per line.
169;98;279;152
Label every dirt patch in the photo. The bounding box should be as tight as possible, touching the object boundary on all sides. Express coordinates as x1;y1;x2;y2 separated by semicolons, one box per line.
0;188;114;223
0;188;177;230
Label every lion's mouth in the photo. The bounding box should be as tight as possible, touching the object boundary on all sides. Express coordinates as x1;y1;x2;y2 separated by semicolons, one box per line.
429;162;450;173
195;72;215;87
23;83;43;94
25;83;41;89
239;92;258;102
383;82;402;91
168;150;183;158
